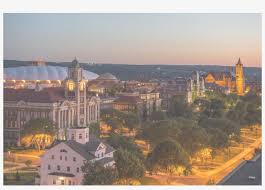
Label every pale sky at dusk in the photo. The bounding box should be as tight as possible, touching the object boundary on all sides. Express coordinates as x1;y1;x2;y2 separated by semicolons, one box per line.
4;13;261;67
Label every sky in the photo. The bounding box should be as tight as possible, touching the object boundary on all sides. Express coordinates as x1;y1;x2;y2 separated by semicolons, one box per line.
4;13;261;67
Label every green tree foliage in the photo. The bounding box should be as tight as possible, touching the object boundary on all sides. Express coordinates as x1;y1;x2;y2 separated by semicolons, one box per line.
82;162;118;185
150;110;168;122
124;112;140;131
89;122;100;137
146;139;189;171
20;118;56;151
107;133;144;160
178;125;209;155
142;120;180;146
168;96;193;118
114;149;145;179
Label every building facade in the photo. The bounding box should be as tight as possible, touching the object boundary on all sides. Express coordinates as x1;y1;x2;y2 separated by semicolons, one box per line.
38;127;115;185
4;59;100;147
204;58;245;95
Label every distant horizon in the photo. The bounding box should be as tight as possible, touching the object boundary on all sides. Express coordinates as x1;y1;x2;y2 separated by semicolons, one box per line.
4;14;261;67
4;58;261;68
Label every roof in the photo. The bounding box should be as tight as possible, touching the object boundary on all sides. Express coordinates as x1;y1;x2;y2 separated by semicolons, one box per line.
48;172;75;177
4;65;98;81
113;95;142;104
206;71;232;81
98;157;115;165
47;135;115;161
4;87;65;103
97;73;118;81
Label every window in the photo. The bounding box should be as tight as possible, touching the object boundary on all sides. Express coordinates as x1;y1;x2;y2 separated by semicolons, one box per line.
51;155;54;160
53;180;56;185
67;166;70;172
76;167;79;173
65;156;67;161
60;149;67;153
57;165;60;171
69;180;72;185
48;165;51;170
73;157;76;162
61;180;64;185
79;134;82;139
60;156;62;160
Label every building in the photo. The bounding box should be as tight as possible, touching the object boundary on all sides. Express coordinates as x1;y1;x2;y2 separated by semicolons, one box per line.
112;93;144;118
204;58;245;95
87;73;122;95
159;77;193;109
4;58;100;147
37;127;115;185
235;58;245;95
138;90;162;117
4;64;98;89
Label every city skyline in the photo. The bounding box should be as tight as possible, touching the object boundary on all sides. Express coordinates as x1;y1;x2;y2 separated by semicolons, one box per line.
4;13;261;67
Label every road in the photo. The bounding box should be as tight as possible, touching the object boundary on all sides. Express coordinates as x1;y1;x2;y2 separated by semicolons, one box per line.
219;154;261;185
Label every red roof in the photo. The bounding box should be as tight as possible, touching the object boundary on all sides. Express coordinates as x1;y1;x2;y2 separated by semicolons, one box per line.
4;87;65;103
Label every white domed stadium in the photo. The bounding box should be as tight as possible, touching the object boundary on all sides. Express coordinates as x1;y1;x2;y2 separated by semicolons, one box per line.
4;62;99;89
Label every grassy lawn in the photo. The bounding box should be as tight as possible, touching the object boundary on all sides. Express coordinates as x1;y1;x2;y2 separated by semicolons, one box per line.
4;172;37;185
140;176;161;185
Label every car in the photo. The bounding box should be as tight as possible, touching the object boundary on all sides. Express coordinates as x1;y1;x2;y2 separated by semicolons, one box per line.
248;176;256;180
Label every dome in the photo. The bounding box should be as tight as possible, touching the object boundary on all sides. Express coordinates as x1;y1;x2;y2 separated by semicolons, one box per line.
4;65;99;81
97;73;118;81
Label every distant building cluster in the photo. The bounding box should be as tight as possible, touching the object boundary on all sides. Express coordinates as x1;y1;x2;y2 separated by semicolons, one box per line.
204;58;245;95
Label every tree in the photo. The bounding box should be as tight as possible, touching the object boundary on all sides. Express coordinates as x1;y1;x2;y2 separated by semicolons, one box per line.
20;118;56;151
124;112;140;131
107;133;144;160
25;160;32;168
178;125;209;155
89;122;100;137
150;110;168;122
168;96;193;118
114;149;145;179
244;103;261;126
146;139;189;172
142;120;180;146
82;162;118;185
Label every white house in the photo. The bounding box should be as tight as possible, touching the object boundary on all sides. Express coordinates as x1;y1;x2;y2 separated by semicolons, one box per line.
37;127;115;185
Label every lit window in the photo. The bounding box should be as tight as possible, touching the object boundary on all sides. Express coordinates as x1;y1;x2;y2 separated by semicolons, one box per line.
80;81;85;91
68;81;75;91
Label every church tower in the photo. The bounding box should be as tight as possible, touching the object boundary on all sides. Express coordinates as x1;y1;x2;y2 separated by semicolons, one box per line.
65;58;87;126
235;58;245;95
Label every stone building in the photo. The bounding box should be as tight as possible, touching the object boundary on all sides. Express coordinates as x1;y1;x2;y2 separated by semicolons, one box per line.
4;59;100;147
204;58;245;95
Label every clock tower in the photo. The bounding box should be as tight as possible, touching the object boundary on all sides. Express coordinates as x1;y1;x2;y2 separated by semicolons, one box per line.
65;58;87;126
235;58;245;95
